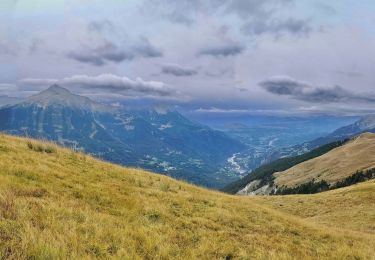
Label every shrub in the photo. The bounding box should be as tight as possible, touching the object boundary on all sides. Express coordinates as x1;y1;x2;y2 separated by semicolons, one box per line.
27;141;34;150
44;146;56;154
27;141;56;154
276;180;330;195
274;167;375;195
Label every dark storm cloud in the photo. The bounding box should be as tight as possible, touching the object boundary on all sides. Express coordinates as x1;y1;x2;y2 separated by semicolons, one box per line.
67;39;162;66
21;74;175;97
161;63;198;77
198;44;245;57
260;76;375;103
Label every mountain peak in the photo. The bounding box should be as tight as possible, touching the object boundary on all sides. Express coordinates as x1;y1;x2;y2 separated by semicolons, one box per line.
43;84;71;95
23;85;111;112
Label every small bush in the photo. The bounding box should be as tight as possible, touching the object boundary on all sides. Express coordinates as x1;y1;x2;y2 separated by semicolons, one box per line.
146;211;161;223
44;146;56;154
27;141;56;154
27;141;34;150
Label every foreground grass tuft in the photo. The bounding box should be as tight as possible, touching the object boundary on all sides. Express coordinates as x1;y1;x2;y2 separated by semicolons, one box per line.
27;140;56;154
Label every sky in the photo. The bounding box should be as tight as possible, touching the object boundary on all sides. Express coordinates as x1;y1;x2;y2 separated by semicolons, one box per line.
1;0;375;116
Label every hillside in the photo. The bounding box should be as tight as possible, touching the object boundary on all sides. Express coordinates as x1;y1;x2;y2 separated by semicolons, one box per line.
224;133;375;195
221;139;348;194
0;134;374;259
253;180;375;235
274;133;375;188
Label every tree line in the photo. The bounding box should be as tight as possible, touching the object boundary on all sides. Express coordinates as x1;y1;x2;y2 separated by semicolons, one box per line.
274;168;375;195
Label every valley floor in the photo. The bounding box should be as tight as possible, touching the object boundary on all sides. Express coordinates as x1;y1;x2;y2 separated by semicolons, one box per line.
0;134;374;259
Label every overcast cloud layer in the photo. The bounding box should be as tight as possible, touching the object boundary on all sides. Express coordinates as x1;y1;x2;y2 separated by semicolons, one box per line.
1;0;375;115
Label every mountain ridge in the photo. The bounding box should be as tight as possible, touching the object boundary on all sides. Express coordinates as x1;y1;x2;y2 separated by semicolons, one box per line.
0;85;245;188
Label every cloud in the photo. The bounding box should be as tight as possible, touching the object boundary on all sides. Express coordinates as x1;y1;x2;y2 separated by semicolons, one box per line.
198;44;245;57
225;0;293;18
145;0;293;24
334;70;365;78
88;19;114;33
67;41;133;66
0;42;18;56
67;38;162;66
143;0;311;37
242;18;312;37
161;63;198;76
20;74;175;97
0;83;17;90
133;37;163;58
260;76;375;103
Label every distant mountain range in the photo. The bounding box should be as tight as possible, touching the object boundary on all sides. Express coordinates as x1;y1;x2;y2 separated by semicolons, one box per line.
265;114;375;161
0;85;245;188
0;95;23;107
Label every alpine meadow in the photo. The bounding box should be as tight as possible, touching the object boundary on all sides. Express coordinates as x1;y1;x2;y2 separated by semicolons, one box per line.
1;0;375;259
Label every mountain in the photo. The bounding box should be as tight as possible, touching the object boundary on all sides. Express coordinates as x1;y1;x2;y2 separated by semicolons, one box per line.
0;95;23;107
24;84;110;112
222;139;348;194
0;134;374;258
225;133;375;195
0;85;245;188
273;114;375;158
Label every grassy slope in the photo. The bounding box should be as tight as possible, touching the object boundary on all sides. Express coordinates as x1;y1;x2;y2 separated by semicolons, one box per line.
274;133;375;187
254;180;375;235
0;134;374;259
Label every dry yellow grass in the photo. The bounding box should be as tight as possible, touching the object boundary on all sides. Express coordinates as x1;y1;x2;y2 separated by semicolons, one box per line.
274;132;375;187
253;180;375;235
0;134;374;259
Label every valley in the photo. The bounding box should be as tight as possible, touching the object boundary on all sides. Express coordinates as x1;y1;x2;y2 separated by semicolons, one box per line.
1;85;370;190
0;86;246;188
197;115;358;179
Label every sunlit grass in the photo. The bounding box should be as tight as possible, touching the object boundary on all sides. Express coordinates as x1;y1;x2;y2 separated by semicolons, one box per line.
253;180;375;235
0;134;374;259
